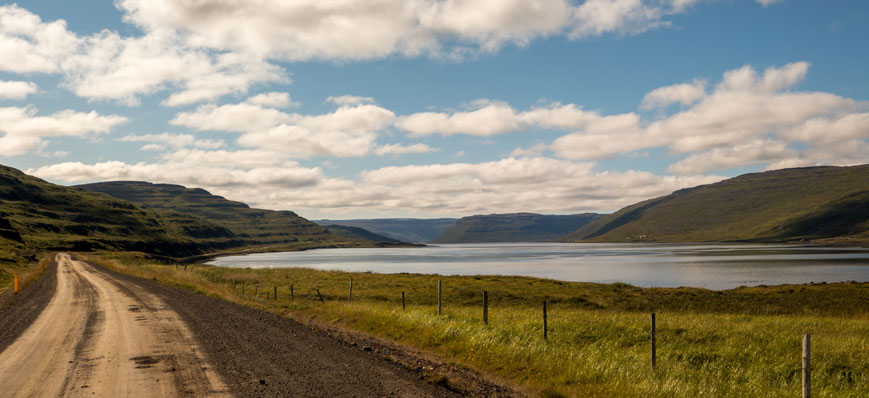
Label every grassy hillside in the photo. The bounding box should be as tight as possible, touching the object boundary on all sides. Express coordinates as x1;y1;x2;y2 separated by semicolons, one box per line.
565;165;869;244
313;218;457;243
432;213;602;243
323;225;405;244
0;164;251;283
76;181;343;247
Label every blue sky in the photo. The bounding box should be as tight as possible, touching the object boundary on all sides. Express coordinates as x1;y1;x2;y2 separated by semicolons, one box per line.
0;0;867;219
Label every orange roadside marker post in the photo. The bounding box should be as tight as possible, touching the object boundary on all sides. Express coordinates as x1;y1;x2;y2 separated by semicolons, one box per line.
13;273;19;294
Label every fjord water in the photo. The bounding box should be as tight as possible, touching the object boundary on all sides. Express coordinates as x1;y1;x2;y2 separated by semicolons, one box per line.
208;243;869;290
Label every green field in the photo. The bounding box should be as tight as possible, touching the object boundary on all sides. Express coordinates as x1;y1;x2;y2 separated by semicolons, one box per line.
88;252;869;397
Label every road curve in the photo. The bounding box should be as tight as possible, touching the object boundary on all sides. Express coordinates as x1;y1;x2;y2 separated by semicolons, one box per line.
0;253;230;397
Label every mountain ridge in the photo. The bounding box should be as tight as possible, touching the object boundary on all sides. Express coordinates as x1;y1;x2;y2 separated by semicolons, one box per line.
564;165;869;245
432;212;603;243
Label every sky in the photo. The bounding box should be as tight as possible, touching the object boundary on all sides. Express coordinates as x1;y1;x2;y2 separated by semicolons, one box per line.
0;0;867;219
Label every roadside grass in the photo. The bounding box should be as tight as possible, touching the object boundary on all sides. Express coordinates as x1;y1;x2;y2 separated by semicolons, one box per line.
0;254;52;305
87;252;869;397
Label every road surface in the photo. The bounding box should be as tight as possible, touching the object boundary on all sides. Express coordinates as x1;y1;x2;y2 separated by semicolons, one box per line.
0;253;230;397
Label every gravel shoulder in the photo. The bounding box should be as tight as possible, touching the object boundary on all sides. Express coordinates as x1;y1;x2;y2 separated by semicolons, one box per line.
0;257;57;354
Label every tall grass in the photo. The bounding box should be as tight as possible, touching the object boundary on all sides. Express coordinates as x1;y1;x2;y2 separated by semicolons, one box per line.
89;252;869;397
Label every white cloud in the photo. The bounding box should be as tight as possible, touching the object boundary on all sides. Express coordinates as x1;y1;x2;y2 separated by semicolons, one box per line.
326;95;376;106
667;139;797;175
375;143;438;156
0;80;37;99
245;92;296;108
0;106;127;156
30;160;322;189
509;142;548;157
0;5;80;73
236;104;396;158
140;144;165;151
396;100;604;136
117;133;224;150
0;5;285;106
30;156;724;217
552;62;868;170
114;0;700;62
640;79;706;109
173;98;398;158
171;102;294;133
63;30;285;106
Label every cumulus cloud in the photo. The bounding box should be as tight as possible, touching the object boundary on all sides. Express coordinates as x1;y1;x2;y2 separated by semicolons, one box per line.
551;62;867;171
667;139;796;175
113;0;700;61
325;95;376;106
63;30;284;106
173;97;398;158
0;80;37;99
30;156;724;217
245;92;296;108
236;104;396;158
0;5;284;106
0;5;80;73
171;102;294;133
30;160;322;189
640;79;706;109
0;106;127;156
396;100;606;136
117;133;224;150
375;143;438;156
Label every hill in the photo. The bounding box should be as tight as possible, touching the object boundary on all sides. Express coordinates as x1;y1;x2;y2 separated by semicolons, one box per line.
75;181;355;247
564;165;869;244
322;225;404;244
0;164;248;270
313;218;457;243
432;213;603;243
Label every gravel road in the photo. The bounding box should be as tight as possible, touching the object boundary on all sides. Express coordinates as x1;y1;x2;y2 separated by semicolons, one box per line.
0;254;487;397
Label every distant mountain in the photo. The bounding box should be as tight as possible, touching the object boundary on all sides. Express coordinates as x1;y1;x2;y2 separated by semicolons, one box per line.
0;165;245;267
322;225;404;244
313;218;457;243
76;181;355;247
564;165;869;245
432;213;603;243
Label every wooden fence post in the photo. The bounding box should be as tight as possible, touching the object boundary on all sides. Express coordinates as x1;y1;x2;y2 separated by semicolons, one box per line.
274;286;277;301
291;284;294;300
651;313;657;369
543;300;548;341
437;280;442;315
316;289;325;303
254;286;259;296
349;278;353;303
402;291;406;310
483;291;488;325
803;334;811;398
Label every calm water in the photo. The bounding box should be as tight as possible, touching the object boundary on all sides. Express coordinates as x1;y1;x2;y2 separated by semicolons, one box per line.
208;243;869;290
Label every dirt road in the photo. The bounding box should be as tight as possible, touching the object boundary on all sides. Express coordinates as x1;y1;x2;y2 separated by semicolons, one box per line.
0;253;230;397
0;254;500;397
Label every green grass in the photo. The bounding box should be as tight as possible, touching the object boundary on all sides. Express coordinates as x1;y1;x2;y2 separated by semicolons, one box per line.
89;252;869;397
